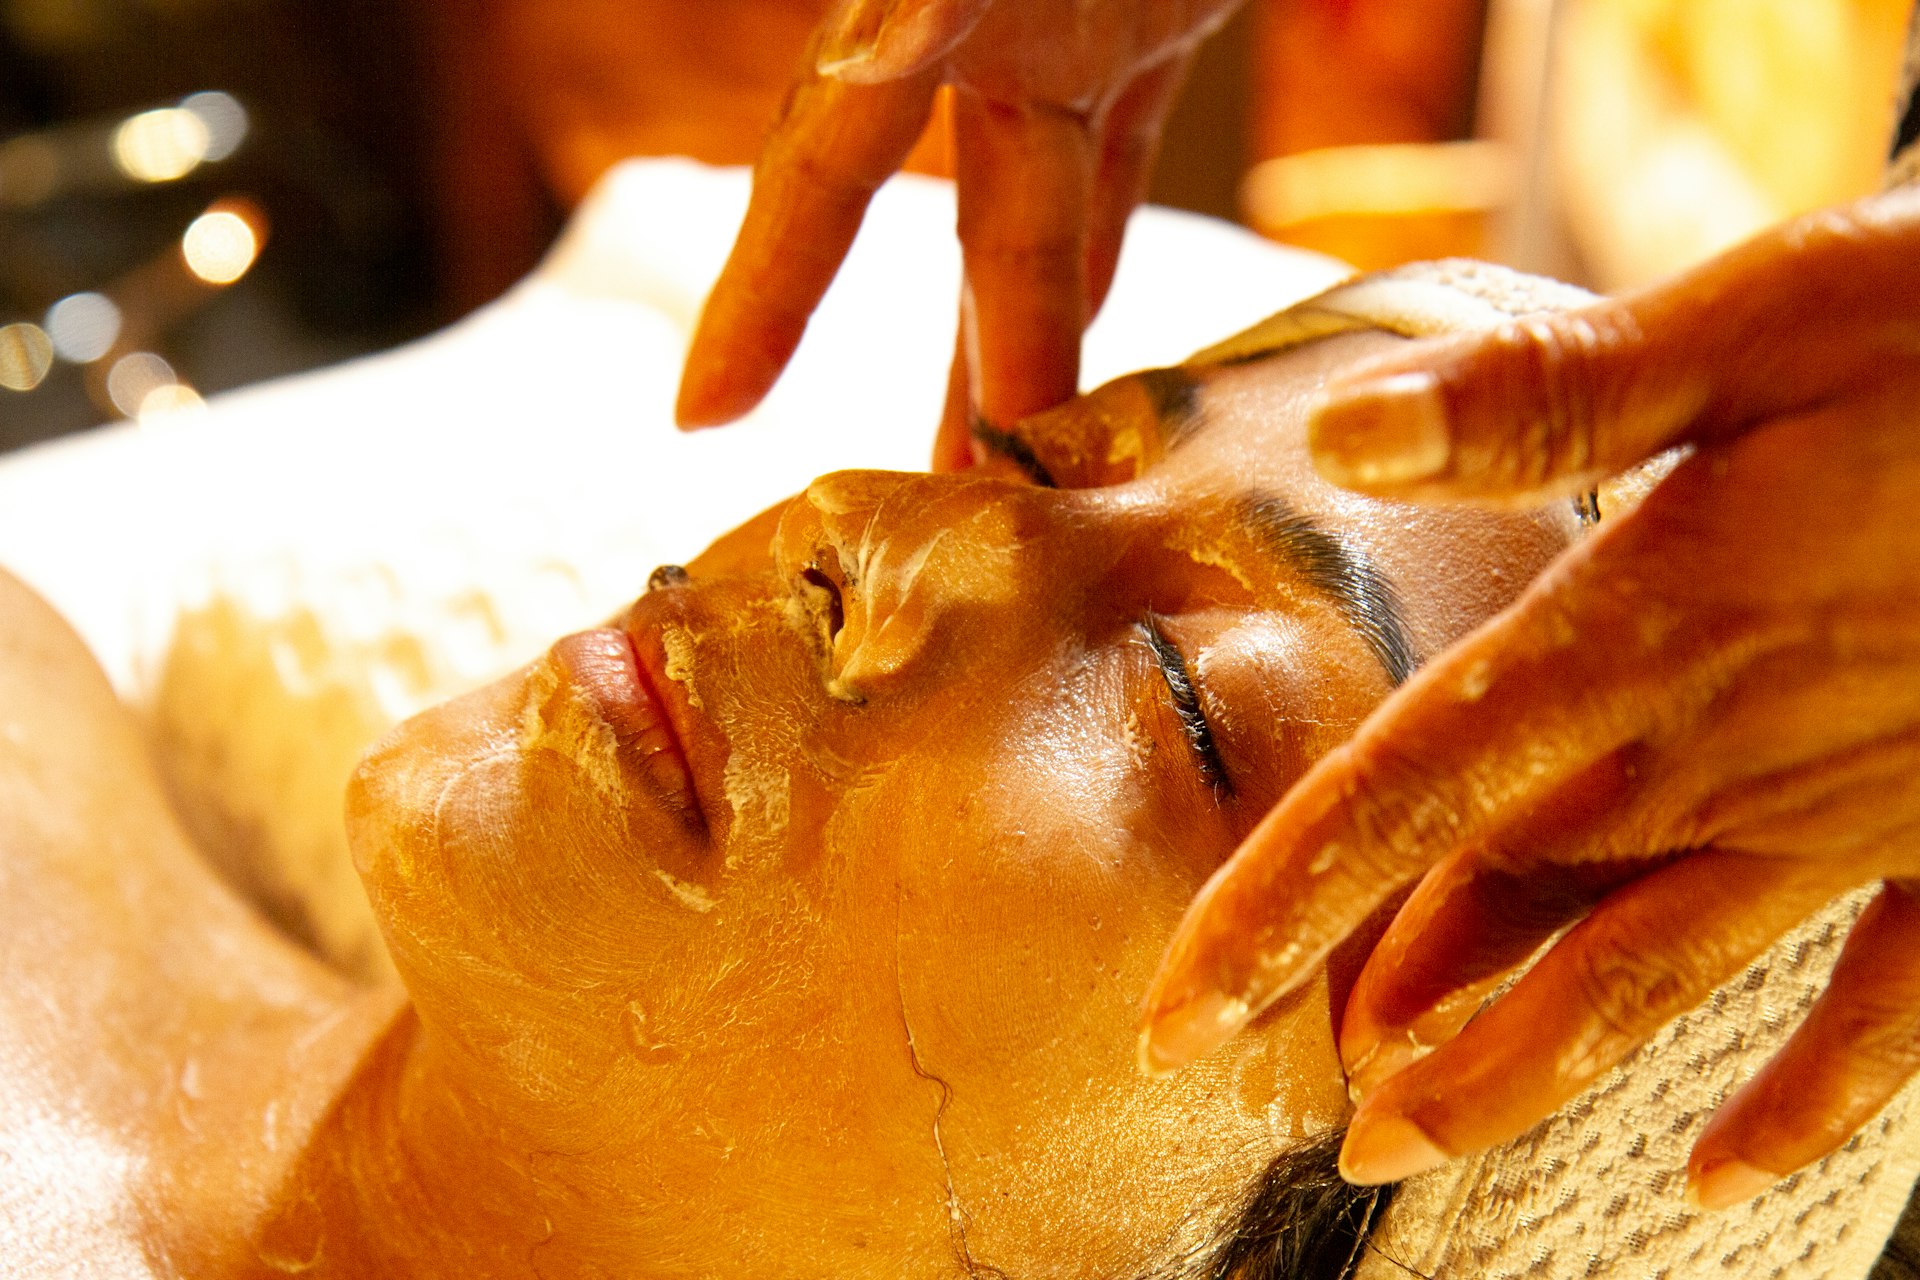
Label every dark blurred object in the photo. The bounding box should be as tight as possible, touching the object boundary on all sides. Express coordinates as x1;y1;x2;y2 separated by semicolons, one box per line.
0;0;438;450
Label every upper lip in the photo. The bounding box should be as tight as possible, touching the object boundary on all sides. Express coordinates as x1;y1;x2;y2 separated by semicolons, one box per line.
620;594;727;836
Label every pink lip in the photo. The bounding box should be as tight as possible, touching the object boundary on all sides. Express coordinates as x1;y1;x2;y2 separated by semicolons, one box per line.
548;623;706;832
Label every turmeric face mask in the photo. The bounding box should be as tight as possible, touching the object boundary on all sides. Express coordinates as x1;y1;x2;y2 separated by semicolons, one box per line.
347;329;1573;1277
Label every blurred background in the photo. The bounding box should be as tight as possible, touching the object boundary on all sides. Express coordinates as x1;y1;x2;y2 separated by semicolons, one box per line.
0;0;1909;453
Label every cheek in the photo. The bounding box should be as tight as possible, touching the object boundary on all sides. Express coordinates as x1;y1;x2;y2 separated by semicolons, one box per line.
893;765;1179;1071
884;679;1207;1094
880;648;1251;1075
877;688;1349;1272
349;624;955;1156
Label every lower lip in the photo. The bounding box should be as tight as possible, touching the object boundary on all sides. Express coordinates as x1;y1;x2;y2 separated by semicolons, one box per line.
549;627;701;823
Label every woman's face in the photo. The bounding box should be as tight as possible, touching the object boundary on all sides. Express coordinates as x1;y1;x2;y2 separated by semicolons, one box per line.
349;330;1572;1277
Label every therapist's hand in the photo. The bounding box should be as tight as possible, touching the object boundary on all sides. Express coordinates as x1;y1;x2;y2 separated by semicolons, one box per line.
675;0;1240;469
1139;188;1920;1208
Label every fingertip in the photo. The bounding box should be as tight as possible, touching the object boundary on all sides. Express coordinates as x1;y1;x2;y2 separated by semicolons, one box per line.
1307;371;1453;491
672;384;737;430
1339;1106;1449;1185
674;352;775;429
1136;986;1252;1078
1685;1154;1779;1211
672;384;724;430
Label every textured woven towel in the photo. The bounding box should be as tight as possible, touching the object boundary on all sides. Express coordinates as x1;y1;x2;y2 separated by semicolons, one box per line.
1354;892;1920;1280
1233;260;1920;1280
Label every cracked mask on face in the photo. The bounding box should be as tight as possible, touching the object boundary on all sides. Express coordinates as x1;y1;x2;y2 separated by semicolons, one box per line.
346;324;1576;1279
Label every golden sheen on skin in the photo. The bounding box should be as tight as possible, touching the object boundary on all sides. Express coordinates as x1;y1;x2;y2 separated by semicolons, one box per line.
1141;192;1920;1204
2;329;1570;1276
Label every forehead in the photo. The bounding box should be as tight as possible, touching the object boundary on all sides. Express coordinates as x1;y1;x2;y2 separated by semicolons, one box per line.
1146;329;1412;497
1103;330;1575;661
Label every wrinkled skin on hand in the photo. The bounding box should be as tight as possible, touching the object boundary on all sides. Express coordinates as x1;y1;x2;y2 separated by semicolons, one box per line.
1141;188;1920;1211
675;0;1243;467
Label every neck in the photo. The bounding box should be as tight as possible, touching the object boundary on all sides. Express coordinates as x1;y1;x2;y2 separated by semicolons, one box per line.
266;1008;608;1278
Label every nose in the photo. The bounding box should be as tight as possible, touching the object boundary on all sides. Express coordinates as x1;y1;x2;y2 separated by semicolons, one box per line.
773;470;1050;701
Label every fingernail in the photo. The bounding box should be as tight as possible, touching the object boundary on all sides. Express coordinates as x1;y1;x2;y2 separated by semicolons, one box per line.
1686;1158;1778;1211
1339;1108;1450;1185
1138;988;1253;1077
1309;371;1452;489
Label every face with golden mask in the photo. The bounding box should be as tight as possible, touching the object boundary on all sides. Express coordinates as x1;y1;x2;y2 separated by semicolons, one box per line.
347;328;1574;1277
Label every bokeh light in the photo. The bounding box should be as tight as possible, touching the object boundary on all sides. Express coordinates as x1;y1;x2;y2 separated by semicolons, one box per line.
44;292;122;364
1242;140;1515;227
107;352;178;419
180;91;249;162
111;107;211;183
182;208;260;284
0;323;55;392
138;382;209;427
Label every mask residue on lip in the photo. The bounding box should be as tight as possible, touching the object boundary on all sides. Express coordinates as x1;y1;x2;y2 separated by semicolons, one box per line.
659;625;702;708
519;656;626;798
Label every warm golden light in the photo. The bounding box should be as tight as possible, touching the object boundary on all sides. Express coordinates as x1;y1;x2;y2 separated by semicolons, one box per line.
1242;141;1516;228
0;322;54;392
138;382;208;426
112;107;211;183
107;352;177;419
182;209;259;284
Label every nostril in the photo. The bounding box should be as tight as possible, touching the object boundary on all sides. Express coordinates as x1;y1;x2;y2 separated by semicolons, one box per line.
800;566;845;640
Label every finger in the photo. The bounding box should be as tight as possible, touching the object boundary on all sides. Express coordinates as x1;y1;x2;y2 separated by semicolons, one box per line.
677;61;940;428
952;86;1094;430
1338;852;1841;1185
1085;51;1195;319
816;0;991;84
1687;879;1920;1209
1139;537;1691;1074
1338;755;1659;1098
1305;186;1920;503
931;317;976;472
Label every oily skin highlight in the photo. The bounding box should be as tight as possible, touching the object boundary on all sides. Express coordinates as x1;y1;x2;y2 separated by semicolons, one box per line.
336;330;1571;1276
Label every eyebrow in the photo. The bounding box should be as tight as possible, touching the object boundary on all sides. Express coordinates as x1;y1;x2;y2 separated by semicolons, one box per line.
1134;366;1204;444
1239;494;1418;686
971;419;1057;487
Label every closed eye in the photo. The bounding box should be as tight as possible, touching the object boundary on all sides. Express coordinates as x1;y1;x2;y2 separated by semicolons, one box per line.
1141;616;1232;798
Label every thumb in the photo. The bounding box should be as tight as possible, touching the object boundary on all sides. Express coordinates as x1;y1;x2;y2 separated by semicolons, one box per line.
1307;187;1920;505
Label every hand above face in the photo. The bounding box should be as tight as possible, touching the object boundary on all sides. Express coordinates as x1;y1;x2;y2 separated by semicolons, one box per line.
1140;187;1920;1209
674;0;1242;469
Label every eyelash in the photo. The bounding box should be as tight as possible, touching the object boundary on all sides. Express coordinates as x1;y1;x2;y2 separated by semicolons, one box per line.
1140;616;1232;797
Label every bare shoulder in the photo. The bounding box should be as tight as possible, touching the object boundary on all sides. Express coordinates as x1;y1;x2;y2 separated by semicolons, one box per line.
0;568;400;1276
